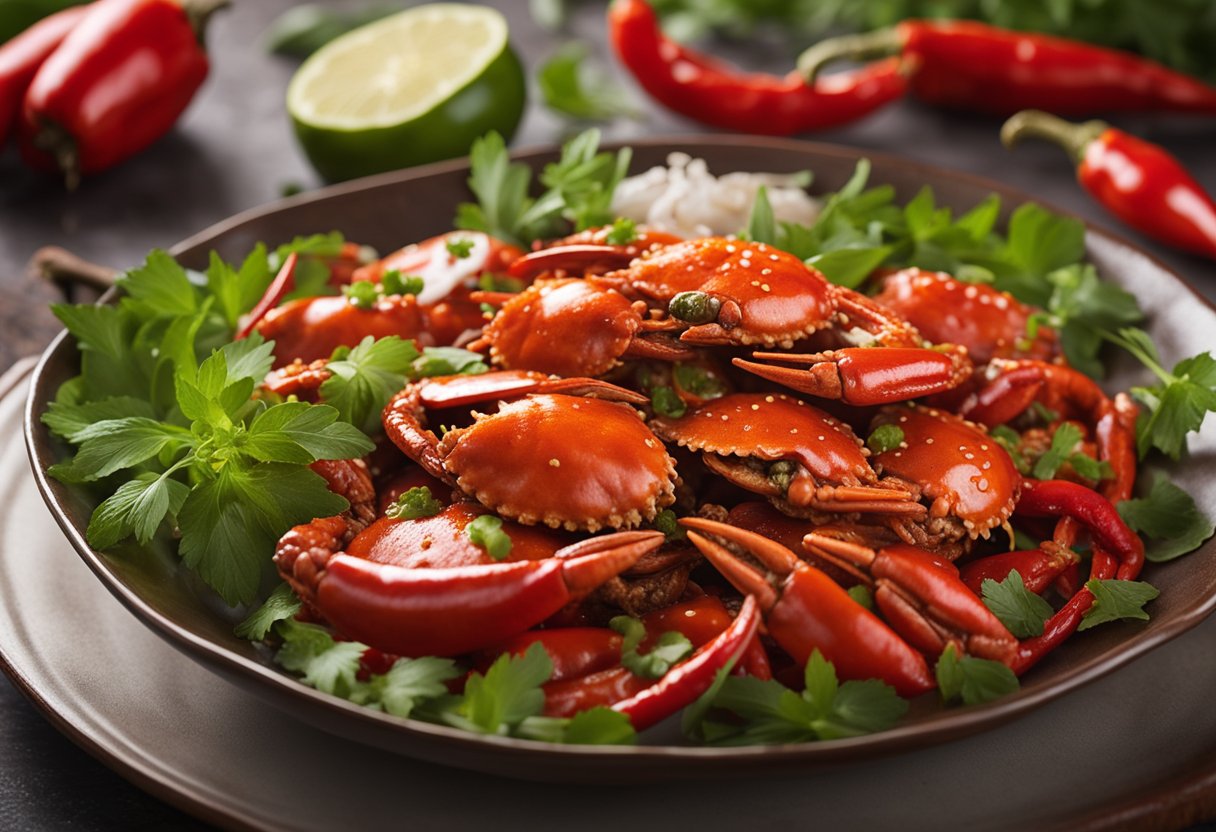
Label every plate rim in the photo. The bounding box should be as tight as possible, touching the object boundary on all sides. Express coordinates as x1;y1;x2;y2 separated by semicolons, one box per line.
22;133;1216;768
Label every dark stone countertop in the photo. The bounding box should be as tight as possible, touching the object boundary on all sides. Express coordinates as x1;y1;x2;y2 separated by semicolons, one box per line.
1;1;1214;830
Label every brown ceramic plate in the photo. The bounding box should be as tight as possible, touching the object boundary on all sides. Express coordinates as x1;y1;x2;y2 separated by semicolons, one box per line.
23;136;1216;781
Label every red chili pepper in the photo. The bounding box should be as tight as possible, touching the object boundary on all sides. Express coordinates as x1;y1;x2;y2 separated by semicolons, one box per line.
1001;110;1216;260
799;20;1216;117
607;0;906;136
1015;478;1144;581
237;253;297;340
0;5;89;147
958;543;1080;595
19;0;227;188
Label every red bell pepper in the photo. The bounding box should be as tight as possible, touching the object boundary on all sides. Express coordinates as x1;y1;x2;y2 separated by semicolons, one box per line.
607;0;906;136
1002;109;1216;261
0;4;88;147
19;0;227;188
799;20;1216;117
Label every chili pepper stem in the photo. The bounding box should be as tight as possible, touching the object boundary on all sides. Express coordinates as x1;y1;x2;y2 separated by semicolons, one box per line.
797;27;903;83
31;120;80;190
1000;109;1107;164
184;0;231;46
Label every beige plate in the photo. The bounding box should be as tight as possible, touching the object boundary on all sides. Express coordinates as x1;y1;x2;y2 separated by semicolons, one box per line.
20;137;1216;783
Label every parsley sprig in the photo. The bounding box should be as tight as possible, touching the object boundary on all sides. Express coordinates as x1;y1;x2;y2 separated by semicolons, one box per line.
456;128;631;247
272;626;636;744
686;650;908;745
1118;474;1216;563
46;249;376;606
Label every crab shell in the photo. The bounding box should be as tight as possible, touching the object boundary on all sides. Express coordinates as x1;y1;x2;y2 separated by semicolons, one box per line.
870;405;1021;539
873;268;1058;365
482;278;642;378
437;394;677;532
649;392;877;504
608;237;836;348
256;294;430;368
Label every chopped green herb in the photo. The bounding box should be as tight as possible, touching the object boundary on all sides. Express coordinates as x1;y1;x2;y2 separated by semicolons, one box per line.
381;269;424;296
935;643;1019;706
1078;579;1159;631
386;487;443;521
846;584;874;610
672;363;727;400
235;583;301;641
342;279;380;309
445;238;475;259
653;508;687;542
1118;475;1215;563
604;217;637;246
610;616;693;679
650;386;687;419
980;570;1053;639
467;514;512;560
866;424;904;455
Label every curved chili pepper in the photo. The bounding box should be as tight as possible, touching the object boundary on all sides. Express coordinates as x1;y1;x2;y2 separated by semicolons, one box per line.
1015;478;1144;581
237;253;297;340
799;20;1216;117
1002;110;1216;260
607;0;906;136
958;543;1080;595
1012;546;1119;675
613;595;759;731
0;4;88;147
19;0;228;188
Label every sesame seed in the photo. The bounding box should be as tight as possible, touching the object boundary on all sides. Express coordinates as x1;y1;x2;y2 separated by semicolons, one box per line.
750;404;760;411
740;259;751;268
761;268;772;275
964;453;974;460
790;428;798;434
761;283;771;292
769;254;779;261
926;438;934;444
765;395;775;403
818;435;825;441
684;610;696;617
726;244;737;253
549;458;561;467
742;250;754;258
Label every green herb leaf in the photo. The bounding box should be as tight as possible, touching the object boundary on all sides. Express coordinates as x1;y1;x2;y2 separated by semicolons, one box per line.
412;346;489;378
235;583;302;641
935;643;1019;706
846;584;874;610
42;396;156;443
619;629;693;680
652;508;687;542
604;217;637;245
538;42;638;122
320;335;419;435
866;424;904;454
246;401;374;463
375;656;461;719
275;619;365;696
1118;475;1215;562
650;385;687;419
342;280;380;310
980;570;1054;639
1079;579;1159;630
745;185;777;246
385;486;444;520
466;514;512;560
50;417;192;482
457;642;551;734
116;249;198;320
1031;422;1083;480
559;707;637;745
86;471;190;549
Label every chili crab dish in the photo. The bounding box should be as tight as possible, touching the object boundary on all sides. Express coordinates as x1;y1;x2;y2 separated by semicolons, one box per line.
39;132;1213;747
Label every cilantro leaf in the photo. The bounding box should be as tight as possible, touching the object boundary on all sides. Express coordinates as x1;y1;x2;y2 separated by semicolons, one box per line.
412;347;489;378
1040;264;1143;379
703;650;907;745
608;616;693;680
50;303;130;362
980;570;1054;638
1031;422;1083;480
42;395;156;442
1079;579;1159;630
558;707;637;745
998;203;1086;305
50;417;192;482
1118;475;1215;562
847;584;874;609
246;401;374;463
116;249;198;320
466;515;512;560
385;487;443;520
178;464;348;606
320;336;419;435
745;185;778;246
374;656;461;719
935;643;1019;706
455;642;552;735
455;131;536;248
235;583;301;641
538;43;638;122
86;471;190;549
275;619;365;696
1104;328;1216;459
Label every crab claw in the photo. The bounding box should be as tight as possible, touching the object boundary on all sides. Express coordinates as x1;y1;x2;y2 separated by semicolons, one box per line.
276;529;664;657
733;346;971;406
507;245;636;280
681;517;934;697
803;533;1018;665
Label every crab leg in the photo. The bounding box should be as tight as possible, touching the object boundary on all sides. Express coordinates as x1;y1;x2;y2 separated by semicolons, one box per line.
507;244;636;280
682;518;935;697
278;530;664;658
734;345;971;406
804;534;1018;665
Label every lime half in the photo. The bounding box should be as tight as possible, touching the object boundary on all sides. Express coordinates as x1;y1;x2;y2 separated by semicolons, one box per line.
288;4;526;182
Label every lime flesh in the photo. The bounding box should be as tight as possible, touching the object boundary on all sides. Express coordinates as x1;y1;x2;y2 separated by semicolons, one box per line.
288;4;526;182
